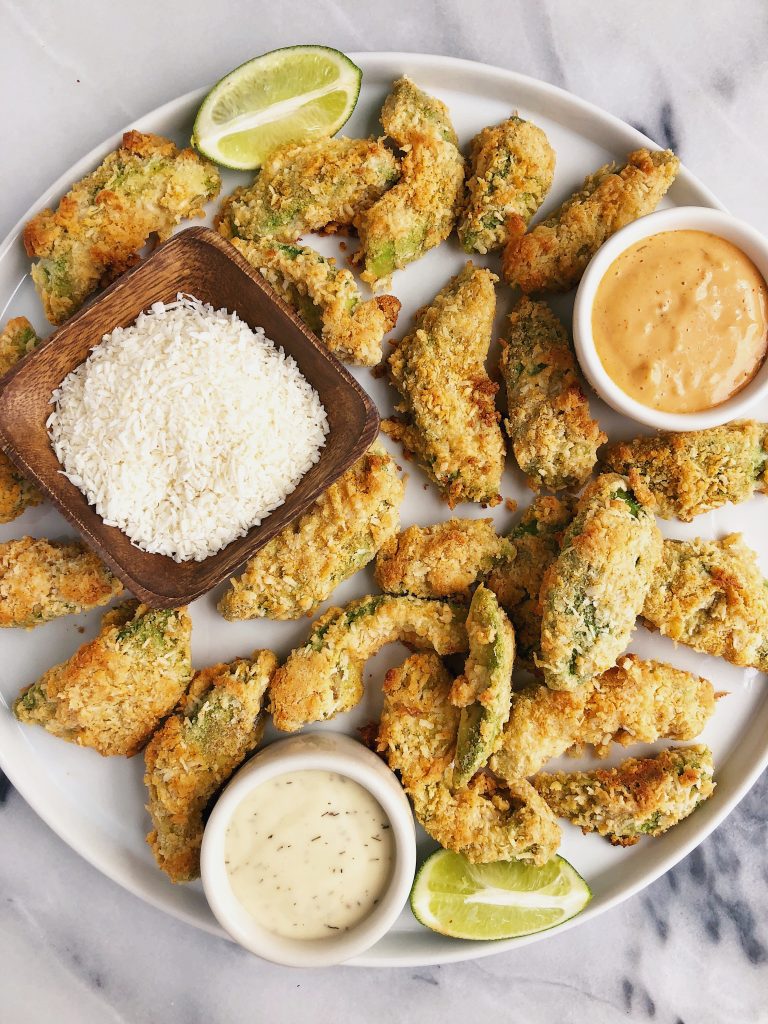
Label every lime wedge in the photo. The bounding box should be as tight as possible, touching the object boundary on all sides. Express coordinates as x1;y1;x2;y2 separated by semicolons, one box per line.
410;850;591;941
192;46;362;170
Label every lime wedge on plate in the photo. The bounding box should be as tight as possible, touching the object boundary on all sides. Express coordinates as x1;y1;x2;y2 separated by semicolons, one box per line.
411;850;591;941
192;45;362;170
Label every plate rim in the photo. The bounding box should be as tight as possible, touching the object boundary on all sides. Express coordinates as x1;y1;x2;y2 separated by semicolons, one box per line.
2;50;763;970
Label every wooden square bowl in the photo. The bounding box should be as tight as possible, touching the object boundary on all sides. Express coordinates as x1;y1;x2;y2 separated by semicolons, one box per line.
0;227;379;607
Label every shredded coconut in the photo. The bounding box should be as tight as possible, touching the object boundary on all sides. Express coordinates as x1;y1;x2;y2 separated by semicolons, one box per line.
47;294;329;562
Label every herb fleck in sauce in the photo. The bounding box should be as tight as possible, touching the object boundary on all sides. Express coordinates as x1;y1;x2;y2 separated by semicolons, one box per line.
224;770;394;940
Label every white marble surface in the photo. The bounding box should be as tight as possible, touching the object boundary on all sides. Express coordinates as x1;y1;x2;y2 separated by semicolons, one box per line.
1;1;768;1021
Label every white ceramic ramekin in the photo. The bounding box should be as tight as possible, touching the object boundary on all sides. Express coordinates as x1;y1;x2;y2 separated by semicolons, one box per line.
573;206;768;431
200;732;416;967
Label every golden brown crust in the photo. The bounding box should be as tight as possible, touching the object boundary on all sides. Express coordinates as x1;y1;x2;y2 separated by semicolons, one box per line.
500;298;605;491
459;115;556;254
0;317;43;522
13;601;193;756
24;131;220;324
144;650;277;882
642;534;768;671
384;263;505;506
219;444;405;620
532;745;715;845
0;537;123;628
502;148;679;293
601;421;768;521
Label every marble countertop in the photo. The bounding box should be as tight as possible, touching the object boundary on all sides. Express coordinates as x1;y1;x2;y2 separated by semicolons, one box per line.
1;2;767;1021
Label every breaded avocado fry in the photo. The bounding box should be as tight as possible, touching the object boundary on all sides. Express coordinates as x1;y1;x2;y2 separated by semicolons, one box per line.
487;495;575;667
502;148;679;293
490;655;716;780
500;298;606;492
375;518;514;600
538;474;662;690
384;263;505;507
642;534;768;672
458;115;556;254
451;586;515;788
144;650;278;883
602;421;768;521
24;131;221;324
270;594;468;732
532;745;715;846
219;444;405;621
0;537;123;628
217;137;399;242
354;78;465;284
13;601;192;756
377;652;560;865
0;317;43;523
230;238;400;365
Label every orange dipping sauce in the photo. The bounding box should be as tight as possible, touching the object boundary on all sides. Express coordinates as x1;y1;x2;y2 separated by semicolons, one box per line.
592;229;768;413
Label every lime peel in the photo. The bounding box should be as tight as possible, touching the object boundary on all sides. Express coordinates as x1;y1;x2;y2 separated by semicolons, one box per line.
411;850;592;941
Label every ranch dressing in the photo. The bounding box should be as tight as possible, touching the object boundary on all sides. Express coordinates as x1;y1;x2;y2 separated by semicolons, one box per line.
592;230;768;413
224;770;394;939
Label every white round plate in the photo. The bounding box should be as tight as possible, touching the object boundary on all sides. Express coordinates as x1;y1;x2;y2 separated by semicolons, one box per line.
1;53;766;968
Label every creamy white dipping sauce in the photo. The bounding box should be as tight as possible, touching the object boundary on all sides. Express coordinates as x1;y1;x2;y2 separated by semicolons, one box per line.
224;770;395;940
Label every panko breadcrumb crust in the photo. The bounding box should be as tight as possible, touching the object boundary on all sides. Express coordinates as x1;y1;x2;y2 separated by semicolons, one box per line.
642;534;768;672
230;238;400;365
0;536;123;628
458;115;556;254
219;444;405;621
13;601;193;756
602;421;768;521
269;594;468;732
0;317;43;523
384;262;505;507
144;650;278;883
538;473;662;690
24;131;221;324
502;148;679;293
500;297;606;492
490;654;716;781
216;136;399;242
533;745;715;846
377;651;561;865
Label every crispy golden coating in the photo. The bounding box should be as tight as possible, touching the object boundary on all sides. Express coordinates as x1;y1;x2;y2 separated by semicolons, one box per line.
0;537;123;628
383;263;505;507
355;135;465;285
219;444;405;621
270;594;468;732
230;238;399;365
355;79;464;284
538;474;662;690
532;745;715;846
488;495;575;667
458;115;556;254
0;317;43;523
0;316;40;375
13;601;192;756
642;534;768;672
374;518;514;600
380;77;458;147
144;650;278;883
602;421;768;522
377;652;560;864
24;131;221;324
217;137;399;242
500;298;605;492
490;654;716;780
502;148;679;293
451;586;515;788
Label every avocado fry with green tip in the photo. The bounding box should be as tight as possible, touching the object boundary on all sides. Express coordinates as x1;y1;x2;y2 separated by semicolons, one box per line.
450;586;515;788
0;317;44;523
538;473;662;691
